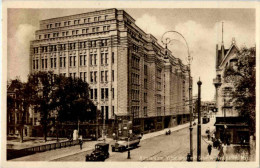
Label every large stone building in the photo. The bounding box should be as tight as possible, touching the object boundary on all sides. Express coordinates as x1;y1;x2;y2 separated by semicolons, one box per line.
29;8;191;136
213;38;249;144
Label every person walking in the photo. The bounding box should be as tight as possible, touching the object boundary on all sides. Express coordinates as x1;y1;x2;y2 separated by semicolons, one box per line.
79;139;83;150
207;144;212;155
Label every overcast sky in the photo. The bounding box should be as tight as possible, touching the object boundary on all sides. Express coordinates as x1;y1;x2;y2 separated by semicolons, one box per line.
7;8;255;101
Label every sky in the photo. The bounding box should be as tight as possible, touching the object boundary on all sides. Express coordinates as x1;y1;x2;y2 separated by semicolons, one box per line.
7;8;255;101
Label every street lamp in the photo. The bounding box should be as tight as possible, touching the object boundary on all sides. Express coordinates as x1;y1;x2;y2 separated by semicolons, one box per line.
161;31;193;161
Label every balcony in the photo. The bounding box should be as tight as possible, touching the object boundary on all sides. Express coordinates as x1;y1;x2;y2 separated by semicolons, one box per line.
213;77;222;86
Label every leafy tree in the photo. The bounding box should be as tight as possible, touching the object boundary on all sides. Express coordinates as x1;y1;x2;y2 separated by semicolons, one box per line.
28;71;57;142
7;79;34;142
52;74;96;139
224;47;256;135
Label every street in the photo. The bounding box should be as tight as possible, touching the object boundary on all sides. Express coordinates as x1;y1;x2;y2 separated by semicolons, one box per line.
53;119;214;162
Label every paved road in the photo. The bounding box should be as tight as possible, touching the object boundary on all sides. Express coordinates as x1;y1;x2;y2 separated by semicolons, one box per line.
53;126;200;162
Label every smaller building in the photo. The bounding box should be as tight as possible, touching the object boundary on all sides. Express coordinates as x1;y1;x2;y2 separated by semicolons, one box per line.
214;117;249;144
213;38;249;145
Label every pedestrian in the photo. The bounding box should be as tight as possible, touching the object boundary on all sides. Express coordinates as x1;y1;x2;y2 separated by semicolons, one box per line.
79;139;83;150
218;144;224;161
207;144;212;155
207;134;211;141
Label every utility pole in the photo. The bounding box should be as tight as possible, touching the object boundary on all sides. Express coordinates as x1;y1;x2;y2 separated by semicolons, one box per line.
188;64;193;161
197;79;202;161
95;106;99;140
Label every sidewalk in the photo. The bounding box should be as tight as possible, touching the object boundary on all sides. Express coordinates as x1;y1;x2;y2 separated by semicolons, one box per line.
141;122;190;141
7;137;68;150
11;138;114;161
10;122;191;161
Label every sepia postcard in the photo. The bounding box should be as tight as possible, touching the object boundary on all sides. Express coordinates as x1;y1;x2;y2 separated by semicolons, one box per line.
1;1;259;168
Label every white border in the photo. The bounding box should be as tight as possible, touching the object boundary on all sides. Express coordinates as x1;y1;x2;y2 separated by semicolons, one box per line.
1;1;259;168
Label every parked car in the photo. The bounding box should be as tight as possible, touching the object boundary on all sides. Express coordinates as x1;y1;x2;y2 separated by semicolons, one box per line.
111;135;141;152
85;143;109;161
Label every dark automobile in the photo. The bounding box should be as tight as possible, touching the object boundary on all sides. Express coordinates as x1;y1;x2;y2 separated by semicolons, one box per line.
85;143;109;161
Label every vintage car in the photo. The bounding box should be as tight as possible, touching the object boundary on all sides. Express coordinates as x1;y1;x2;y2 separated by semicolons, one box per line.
85;143;109;161
111;135;141;152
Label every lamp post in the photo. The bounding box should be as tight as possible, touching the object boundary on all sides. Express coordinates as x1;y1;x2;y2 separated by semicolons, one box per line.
161;31;193;161
197;79;202;161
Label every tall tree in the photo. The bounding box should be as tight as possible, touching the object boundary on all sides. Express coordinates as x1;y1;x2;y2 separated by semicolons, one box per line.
28;71;57;142
7;79;33;142
224;47;256;135
52;74;96;139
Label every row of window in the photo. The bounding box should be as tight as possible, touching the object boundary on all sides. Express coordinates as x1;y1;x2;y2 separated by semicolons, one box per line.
40;25;110;40
46;15;108;29
34;40;110;53
131;55;140;70
131;73;140;85
132;106;140;118
131;89;140;101
33;52;114;70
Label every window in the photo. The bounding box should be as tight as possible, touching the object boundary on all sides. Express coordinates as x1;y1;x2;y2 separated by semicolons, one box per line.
63;57;66;67
112;70;114;81
94;89;97;100
144;79;148;89
39;35;41;39
105;15;108;20
92;27;95;33
73;56;76;66
33;60;35;69
84;55;87;65
105;53;108;64
80;72;83;80
42;59;44;69
36;60;38;69
101;88;104;100
105;71;108;82
144;107;147;117
112;88;114;99
60;57;62;67
144;93;147;102
90;89;93;99
94;54;97;65
105;106;108;120
54;58;56;68
84;72;87;82
90;72;93;83
112;106;114;116
68;21;71;25
90;54;93;65
101;71;104;82
70;56;72;66
144;65;148;75
51;58;53;68
80;55;83;66
112;52;114;63
101;53;104;65
88;18;91;22
73;73;76;79
94;71;97;82
105;88;109;99
64;22;67;26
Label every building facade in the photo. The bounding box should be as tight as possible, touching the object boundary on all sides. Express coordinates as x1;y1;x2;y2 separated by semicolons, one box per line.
213;39;249;144
213;39;239;117
29;8;191;135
